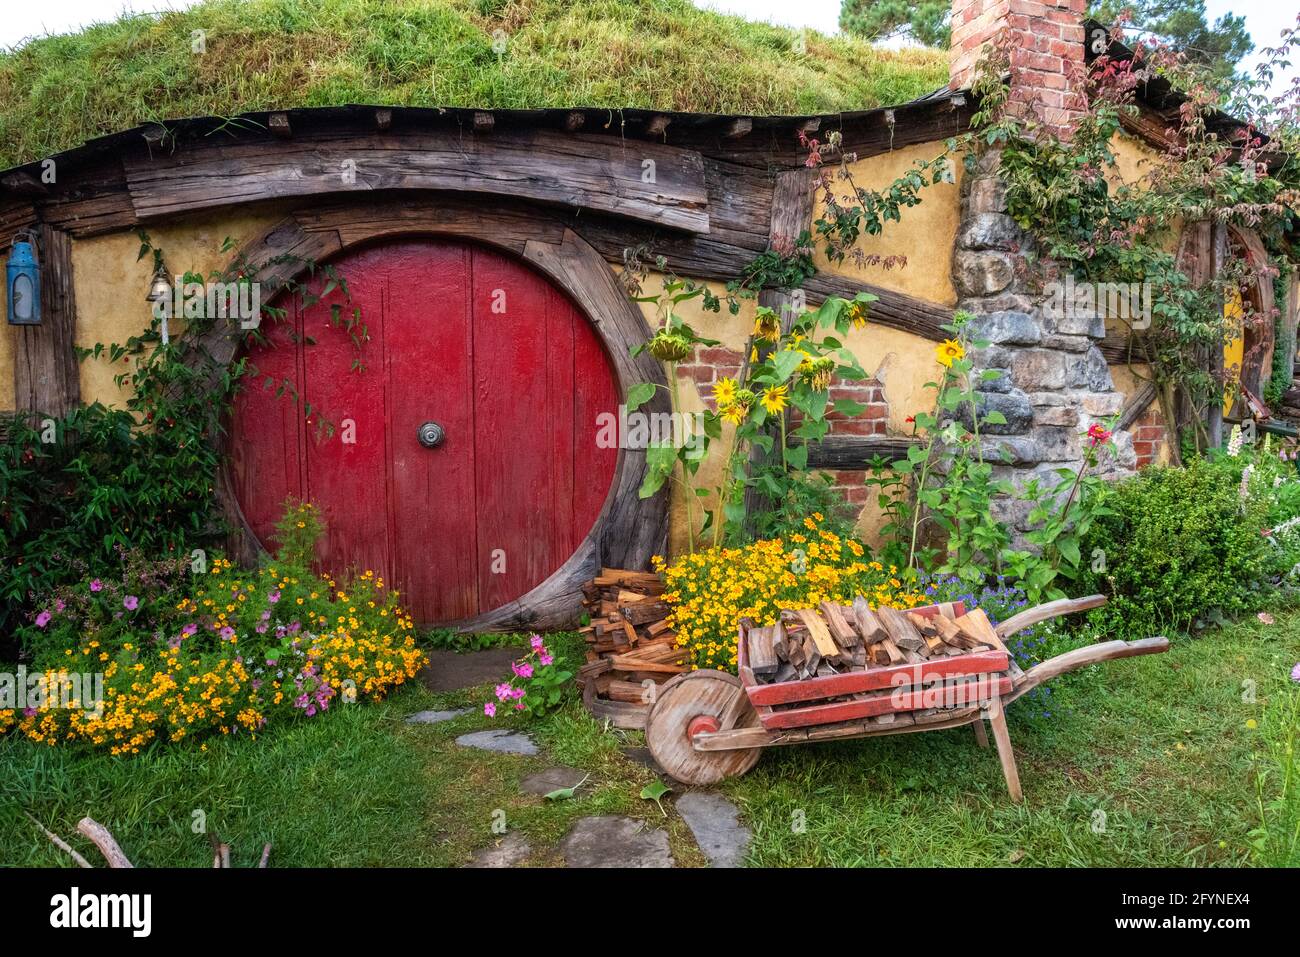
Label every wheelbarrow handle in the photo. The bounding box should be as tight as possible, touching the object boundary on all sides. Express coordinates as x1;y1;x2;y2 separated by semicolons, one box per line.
995;594;1109;639
1011;636;1170;699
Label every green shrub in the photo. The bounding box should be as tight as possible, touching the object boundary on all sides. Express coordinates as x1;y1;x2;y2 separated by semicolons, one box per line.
1076;457;1280;640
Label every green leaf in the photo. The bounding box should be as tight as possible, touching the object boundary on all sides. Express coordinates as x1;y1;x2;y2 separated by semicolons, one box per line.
625;382;657;413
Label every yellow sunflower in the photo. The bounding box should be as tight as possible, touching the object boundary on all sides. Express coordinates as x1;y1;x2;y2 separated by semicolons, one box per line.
936;339;965;368
713;376;738;407
760;384;789;415
753;310;781;343
848;301;869;329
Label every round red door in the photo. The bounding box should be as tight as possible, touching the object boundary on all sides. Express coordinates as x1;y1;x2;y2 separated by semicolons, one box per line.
229;238;620;624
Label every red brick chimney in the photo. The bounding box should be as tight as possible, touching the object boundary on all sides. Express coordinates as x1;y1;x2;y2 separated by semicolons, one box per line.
949;0;1088;138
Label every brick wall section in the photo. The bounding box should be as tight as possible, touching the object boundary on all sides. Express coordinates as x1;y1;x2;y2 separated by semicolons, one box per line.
1131;407;1167;468
949;0;1088;140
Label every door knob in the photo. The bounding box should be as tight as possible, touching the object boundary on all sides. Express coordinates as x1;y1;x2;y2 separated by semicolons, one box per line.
418;421;445;448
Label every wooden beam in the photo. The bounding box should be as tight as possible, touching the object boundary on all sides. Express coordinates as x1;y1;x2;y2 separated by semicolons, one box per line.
473;111;495;133
1118;382;1157;431
122;129;712;234
644;114;671;138
722;117;752;139
268;113;291;138
799;435;919;470
13;225;80;419
563;111;585;132
374;108;392;130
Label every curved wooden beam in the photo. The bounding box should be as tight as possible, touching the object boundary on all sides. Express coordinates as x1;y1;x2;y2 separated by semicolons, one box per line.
122;129;710;233
995;594;1108;639
1007;637;1169;701
212;200;669;631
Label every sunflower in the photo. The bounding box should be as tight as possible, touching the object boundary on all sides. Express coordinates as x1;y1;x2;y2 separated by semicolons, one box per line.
935;339;965;368
648;330;693;362
721;389;756;424
712;377;738;407
760;384;789;415
753;310;781;343
799;356;835;391
848;301;869;329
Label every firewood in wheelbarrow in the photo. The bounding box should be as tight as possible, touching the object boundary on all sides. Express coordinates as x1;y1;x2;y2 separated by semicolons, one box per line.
870;636;906;666
851;597;889;646
795;609;840;661
801;633;822;677
952;608;1002;651
933;613;981;650
771;621;789;660
747;626;779;680
819;602;861;660
877;606;928;654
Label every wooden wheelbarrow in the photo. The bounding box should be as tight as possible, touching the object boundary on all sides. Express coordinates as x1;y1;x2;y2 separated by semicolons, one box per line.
644;595;1168;801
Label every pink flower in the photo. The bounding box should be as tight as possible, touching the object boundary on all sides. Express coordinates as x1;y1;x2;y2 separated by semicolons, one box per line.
220;626;235;641
539;653;554;666
495;682;514;702
515;702;526;710
89;580;102;592
512;661;534;679
34;610;51;629
53;599;65;612
530;634;545;651
484;702;497;717
268;590;281;604
1086;423;1112;447
1291;663;1300;684
511;687;525;700
182;623;198;636
123;595;139;611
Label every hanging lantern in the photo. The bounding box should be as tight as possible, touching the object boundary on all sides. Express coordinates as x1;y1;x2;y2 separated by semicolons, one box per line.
146;264;172;344
6;231;40;326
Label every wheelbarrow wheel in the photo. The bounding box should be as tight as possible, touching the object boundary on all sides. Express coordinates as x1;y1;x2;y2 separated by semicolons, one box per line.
645;670;762;786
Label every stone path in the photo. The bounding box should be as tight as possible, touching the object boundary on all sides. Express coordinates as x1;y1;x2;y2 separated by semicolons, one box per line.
455;729;539;755
468;832;532;868
519;766;586;796
675;791;751;867
405;708;469;725
558;815;674;868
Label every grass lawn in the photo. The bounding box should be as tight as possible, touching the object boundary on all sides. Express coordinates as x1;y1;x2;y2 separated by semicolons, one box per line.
2;620;1297;867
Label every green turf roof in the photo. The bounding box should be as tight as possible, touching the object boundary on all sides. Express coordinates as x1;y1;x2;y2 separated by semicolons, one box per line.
0;0;949;169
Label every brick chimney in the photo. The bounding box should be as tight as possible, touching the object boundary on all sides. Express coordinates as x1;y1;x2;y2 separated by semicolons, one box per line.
949;0;1088;139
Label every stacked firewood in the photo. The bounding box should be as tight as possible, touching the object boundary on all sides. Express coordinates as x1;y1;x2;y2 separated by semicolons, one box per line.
746;600;1005;685
576;568;687;728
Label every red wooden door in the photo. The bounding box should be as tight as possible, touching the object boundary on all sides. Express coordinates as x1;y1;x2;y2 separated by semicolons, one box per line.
229;238;620;623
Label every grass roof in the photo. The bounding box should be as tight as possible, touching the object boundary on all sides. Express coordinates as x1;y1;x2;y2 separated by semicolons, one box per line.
0;0;948;169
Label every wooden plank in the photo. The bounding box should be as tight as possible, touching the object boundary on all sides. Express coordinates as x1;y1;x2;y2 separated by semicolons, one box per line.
795;608;839;659
757;675;1014;730
746;626;778;678
877;605;927;654
13;225;80;418
123;129;711;233
850;597;889;646
744;648;1009;708
994;594;1107;639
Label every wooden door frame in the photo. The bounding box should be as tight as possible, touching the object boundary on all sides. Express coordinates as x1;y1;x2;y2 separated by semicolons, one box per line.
211;196;669;631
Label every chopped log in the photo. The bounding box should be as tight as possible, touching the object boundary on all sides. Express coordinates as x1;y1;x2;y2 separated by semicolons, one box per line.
851;597;889;646
820;601;860;657
579;568;676;728
771;621;788;660
619;599;670;626
747;626;779;678
795;608;840;660
877;606;927;654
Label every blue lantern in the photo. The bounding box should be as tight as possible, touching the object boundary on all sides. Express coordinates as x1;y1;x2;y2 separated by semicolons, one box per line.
7;233;40;326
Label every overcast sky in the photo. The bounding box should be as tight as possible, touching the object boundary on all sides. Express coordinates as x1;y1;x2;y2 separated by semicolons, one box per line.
0;1;1294;94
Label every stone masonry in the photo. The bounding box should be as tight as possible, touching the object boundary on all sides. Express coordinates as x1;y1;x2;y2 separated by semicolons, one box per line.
950;0;1136;538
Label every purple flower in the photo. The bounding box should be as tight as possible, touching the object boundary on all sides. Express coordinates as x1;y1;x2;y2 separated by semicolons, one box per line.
34;610;51;629
530;634;545;651
89;579;103;593
53;599;65;613
123;595;139;611
484;702;497;717
182;623;198;636
1291;662;1300;684
539;653;554;666
220;626;235;641
268;590;281;604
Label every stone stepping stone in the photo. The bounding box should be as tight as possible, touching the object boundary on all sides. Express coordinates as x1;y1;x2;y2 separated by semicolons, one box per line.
455;729;539;756
419;646;527;692
520;766;586;796
675;791;751;868
405;708;469;725
559;815;674;868
468;832;531;868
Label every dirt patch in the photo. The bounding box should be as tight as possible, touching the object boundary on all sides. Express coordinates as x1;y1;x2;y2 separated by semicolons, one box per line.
419;646;526;692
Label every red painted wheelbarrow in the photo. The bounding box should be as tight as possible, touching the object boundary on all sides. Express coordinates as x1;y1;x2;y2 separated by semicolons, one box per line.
644;595;1168;801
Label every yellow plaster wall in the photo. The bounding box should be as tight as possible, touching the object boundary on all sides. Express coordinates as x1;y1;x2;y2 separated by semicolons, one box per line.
811;140;963;307
72;209;288;408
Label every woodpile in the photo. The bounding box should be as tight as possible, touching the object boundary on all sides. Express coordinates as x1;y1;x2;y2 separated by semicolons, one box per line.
747;601;1006;685
576;568;687;729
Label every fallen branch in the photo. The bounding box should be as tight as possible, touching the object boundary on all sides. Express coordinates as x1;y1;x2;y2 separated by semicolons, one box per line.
76;817;134;868
27;813;93;868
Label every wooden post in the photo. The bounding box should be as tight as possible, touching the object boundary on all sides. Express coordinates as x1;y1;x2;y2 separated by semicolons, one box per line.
743;168;816;534
13;224;80;420
1208;220;1228;449
972;719;989;748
